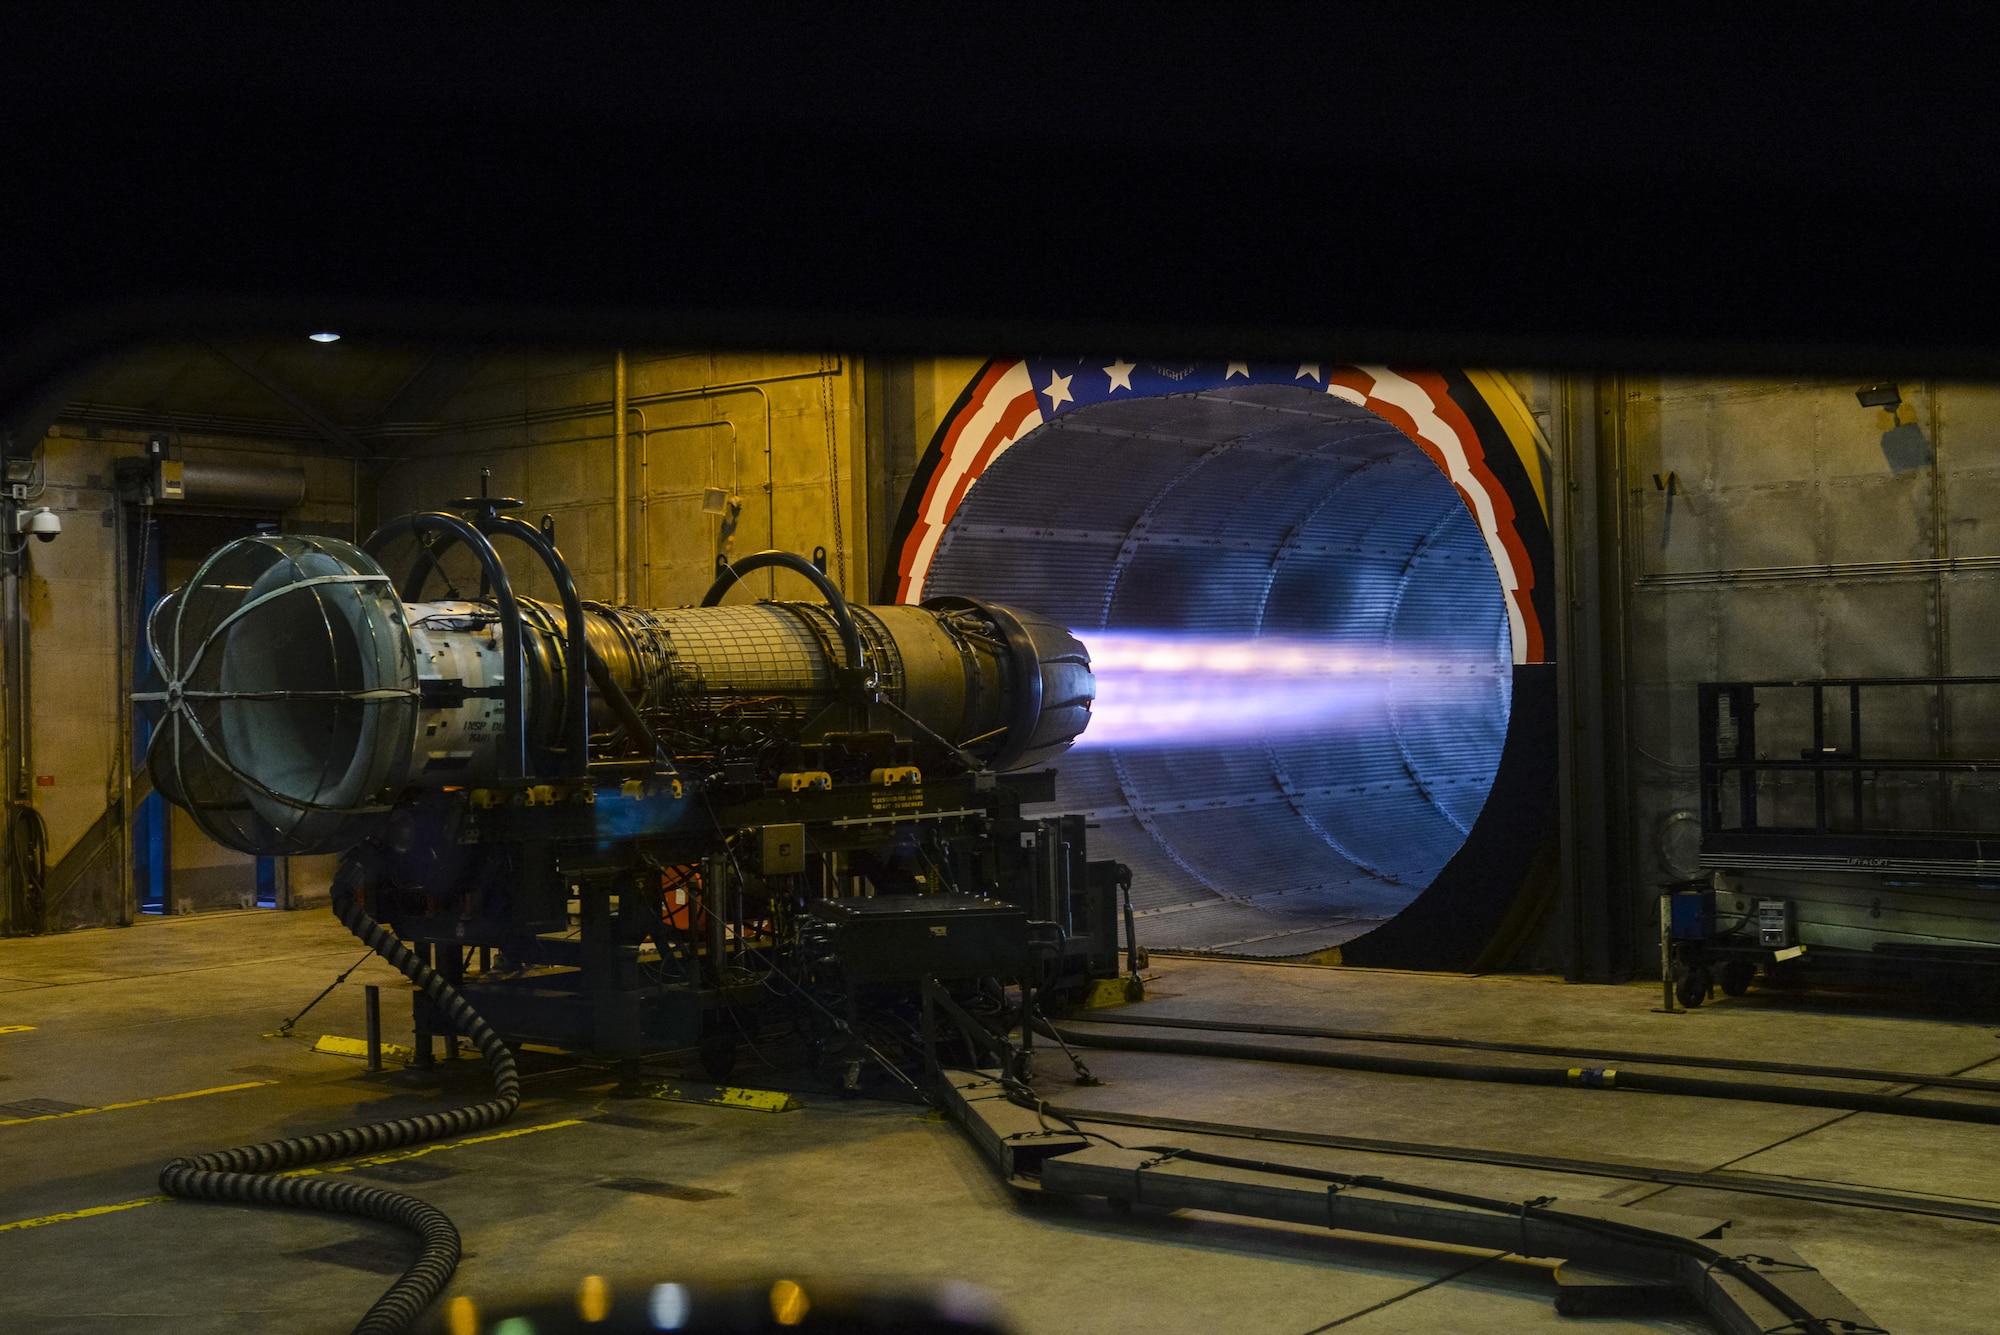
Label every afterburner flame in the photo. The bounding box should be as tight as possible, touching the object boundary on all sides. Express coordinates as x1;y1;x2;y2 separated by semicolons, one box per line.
1073;632;1508;750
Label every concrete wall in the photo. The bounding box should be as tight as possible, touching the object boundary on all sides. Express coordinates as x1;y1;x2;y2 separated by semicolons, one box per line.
19;431;124;931
380;351;869;608
1;425;358;934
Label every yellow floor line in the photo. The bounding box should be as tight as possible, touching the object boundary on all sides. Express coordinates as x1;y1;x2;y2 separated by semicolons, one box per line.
0;1080;275;1127
0;1195;173;1233
0;1119;584;1233
282;1119;586;1177
0;1025;34;1035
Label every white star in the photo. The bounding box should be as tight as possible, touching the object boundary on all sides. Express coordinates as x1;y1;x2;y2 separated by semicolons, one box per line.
1225;361;1250;379
1042;369;1074;410
1103;358;1136;392
1296;363;1321;382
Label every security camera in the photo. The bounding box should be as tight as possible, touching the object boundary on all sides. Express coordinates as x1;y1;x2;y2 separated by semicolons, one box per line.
15;507;60;542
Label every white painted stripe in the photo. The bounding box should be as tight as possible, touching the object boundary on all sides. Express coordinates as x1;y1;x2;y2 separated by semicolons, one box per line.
1356;366;1528;664
905;361;1041;598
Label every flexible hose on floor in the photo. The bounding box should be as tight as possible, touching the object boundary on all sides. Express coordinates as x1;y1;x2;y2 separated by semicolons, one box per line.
160;875;519;1335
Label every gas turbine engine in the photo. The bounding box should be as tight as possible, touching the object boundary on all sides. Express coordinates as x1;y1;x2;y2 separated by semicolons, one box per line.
140;495;1118;1069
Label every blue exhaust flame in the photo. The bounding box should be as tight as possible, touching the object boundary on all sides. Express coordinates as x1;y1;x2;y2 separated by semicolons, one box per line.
1074;631;1508;750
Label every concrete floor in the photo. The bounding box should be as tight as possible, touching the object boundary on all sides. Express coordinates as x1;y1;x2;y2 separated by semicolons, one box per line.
2;911;1996;1334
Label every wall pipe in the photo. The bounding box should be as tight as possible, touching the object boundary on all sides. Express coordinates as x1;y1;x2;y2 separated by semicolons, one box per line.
626;411;738;608
1;542;18;932
373;366;834;600
385;364;833;441
631;382;772;595
612;351;628;605
112;486;134;927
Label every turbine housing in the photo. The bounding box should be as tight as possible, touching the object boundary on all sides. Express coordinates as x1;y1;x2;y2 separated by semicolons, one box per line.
140;531;1092;855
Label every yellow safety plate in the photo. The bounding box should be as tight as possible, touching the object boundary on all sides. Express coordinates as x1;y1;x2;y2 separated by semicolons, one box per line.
649;1082;799;1113
1080;978;1136;1009
314;1034;417;1062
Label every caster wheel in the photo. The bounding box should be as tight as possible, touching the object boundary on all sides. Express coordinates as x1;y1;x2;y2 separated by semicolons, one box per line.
1674;966;1711;1009
1719;961;1756;997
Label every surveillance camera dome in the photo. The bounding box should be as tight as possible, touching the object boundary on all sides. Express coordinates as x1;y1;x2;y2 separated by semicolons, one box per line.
24;507;60;542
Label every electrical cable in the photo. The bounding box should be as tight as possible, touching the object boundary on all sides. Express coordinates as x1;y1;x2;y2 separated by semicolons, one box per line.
1071;1012;2000;1095
1024;1012;1100;1085
693;782;924;1100
159;862;519;1335
272;947;377;1038
1051;1022;2000;1126
739;937;929;1102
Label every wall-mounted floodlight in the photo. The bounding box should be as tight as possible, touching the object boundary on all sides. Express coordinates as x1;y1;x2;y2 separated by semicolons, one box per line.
308;331;341;343
1859;382;1933;473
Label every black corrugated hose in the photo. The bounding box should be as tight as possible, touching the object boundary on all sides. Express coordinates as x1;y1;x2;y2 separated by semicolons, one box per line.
160;865;519;1335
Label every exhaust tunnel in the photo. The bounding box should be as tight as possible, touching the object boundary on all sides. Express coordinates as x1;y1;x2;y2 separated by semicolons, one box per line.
894;362;1556;965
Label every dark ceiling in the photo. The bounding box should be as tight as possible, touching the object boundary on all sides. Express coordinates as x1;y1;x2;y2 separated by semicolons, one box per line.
6;6;2000;431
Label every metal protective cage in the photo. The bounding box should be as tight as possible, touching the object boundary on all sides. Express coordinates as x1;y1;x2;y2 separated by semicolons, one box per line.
1698;675;2000;873
136;534;420;855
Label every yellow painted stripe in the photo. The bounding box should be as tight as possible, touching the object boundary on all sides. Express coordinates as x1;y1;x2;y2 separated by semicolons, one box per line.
0;1081;273;1127
0;1025;34;1035
0;1195;172;1233
278;1119;584;1175
1464;368;1550;518
0;1120;584;1232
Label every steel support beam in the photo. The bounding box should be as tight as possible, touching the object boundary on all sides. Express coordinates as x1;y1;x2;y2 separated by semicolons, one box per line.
938;1070;1885;1334
1551;374;1637;981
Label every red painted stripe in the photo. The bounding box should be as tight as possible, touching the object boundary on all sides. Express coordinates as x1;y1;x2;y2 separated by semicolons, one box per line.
1393;369;1544;661
938;387;1041;522
897;360;1019;598
1325;367;1374;401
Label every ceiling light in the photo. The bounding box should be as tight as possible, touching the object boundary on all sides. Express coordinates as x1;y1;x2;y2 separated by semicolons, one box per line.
1855;382;1900;409
308;331;341;343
